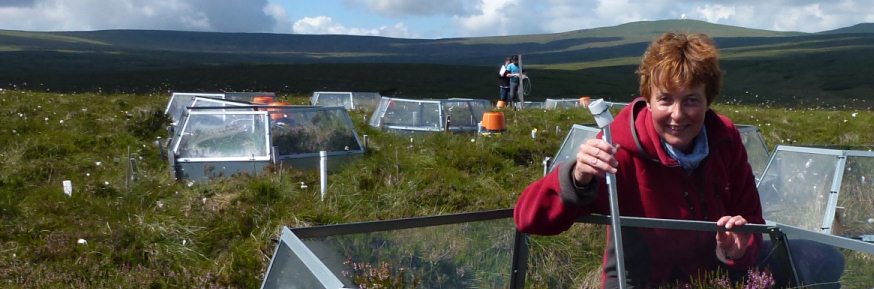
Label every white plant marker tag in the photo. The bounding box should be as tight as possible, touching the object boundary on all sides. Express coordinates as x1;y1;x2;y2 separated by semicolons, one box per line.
63;180;73;197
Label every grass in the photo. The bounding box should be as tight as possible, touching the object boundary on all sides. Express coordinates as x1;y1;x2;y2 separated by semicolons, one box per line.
0;90;872;288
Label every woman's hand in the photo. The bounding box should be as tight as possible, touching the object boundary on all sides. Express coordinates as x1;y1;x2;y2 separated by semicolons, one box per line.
715;215;751;262
573;138;619;186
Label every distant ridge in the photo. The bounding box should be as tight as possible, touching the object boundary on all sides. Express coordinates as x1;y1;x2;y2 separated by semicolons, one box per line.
2;19;874;108
0;19;806;56
448;19;804;46
553;19;803;39
820;23;874;34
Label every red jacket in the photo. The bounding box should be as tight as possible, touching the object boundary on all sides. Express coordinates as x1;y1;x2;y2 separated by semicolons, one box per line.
514;98;764;288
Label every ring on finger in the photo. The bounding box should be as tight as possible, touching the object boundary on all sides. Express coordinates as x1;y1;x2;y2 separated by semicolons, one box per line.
590;158;598;166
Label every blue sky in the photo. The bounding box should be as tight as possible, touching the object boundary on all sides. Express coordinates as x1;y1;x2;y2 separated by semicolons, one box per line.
1;0;874;39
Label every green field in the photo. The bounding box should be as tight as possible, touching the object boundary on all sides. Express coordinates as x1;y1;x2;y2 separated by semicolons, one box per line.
0;91;871;288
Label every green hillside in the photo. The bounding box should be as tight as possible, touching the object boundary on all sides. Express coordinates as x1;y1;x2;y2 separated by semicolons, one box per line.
1;20;874;108
456;19;803;46
820;23;874;34
0;19;811;66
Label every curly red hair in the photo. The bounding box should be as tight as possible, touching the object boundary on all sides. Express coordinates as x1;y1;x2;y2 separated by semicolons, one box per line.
637;32;723;105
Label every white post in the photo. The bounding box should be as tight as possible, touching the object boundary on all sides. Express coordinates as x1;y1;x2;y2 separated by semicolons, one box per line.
63;180;73;197
320;150;327;201
542;157;551;176
588;99;627;289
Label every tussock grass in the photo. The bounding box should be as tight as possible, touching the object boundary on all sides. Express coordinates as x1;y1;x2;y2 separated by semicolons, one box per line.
0;90;871;288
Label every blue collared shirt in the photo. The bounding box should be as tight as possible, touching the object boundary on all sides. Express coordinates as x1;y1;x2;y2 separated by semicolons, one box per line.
662;127;709;172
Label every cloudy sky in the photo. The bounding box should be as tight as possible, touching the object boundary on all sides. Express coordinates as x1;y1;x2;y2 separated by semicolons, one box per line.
1;0;873;39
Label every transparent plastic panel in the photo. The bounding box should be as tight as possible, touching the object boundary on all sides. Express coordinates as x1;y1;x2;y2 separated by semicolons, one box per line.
191;97;248;109
522;101;544;109
315;93;353;109
175;113;269;159
418;102;443;129
550;125;600;172
545;99;580;110
608;102;628;115
444;101;479;128
379;100;442;130
758;150;839;231
835;156;874;240
301;218;515;289
534;222;787;289
775;234;874;288
351;92;381;111
608;102;628;110
271;108;362;156
462;99;489;119
837;245;874;288
225;92;275;102
738;127;770;180
262;243;329;289
368;98;391;127
466;99;492;118
166;94;198;125
556;100;579;109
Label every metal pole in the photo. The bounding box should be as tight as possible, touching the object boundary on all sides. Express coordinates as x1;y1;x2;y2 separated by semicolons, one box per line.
320;151;327;201
125;146;130;191
518;54;525;110
588;99;627;289
768;228;801;287
444;115;452;133
509;230;529;289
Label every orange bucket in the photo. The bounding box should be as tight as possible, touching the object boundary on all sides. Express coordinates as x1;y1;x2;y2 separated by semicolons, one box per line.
496;100;507;108
267;101;289;120
482;111;506;131
252;96;274;104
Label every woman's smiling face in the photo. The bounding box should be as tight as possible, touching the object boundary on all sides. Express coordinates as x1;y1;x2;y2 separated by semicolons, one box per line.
647;83;708;152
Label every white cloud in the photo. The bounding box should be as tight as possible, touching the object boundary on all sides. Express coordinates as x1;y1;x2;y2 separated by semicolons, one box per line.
0;0;274;32
292;16;415;38
3;0;874;37
346;0;468;17
448;0;699;37
772;3;826;32
453;0;874;36
452;0;521;37
694;4;736;24
264;3;291;33
681;1;874;33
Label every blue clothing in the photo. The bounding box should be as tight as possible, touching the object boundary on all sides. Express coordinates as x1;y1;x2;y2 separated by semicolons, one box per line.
662;127;709;172
509;81;520;102
753;239;844;289
499;86;511;102
507;63;520;83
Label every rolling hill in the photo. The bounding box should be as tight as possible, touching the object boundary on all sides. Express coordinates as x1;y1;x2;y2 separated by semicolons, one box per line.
1;19;873;108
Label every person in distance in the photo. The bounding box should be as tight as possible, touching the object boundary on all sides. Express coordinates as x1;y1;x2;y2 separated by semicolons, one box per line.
498;56;512;105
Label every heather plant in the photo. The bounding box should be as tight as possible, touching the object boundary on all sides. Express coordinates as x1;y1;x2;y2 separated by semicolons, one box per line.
661;268;774;289
343;259;422;289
